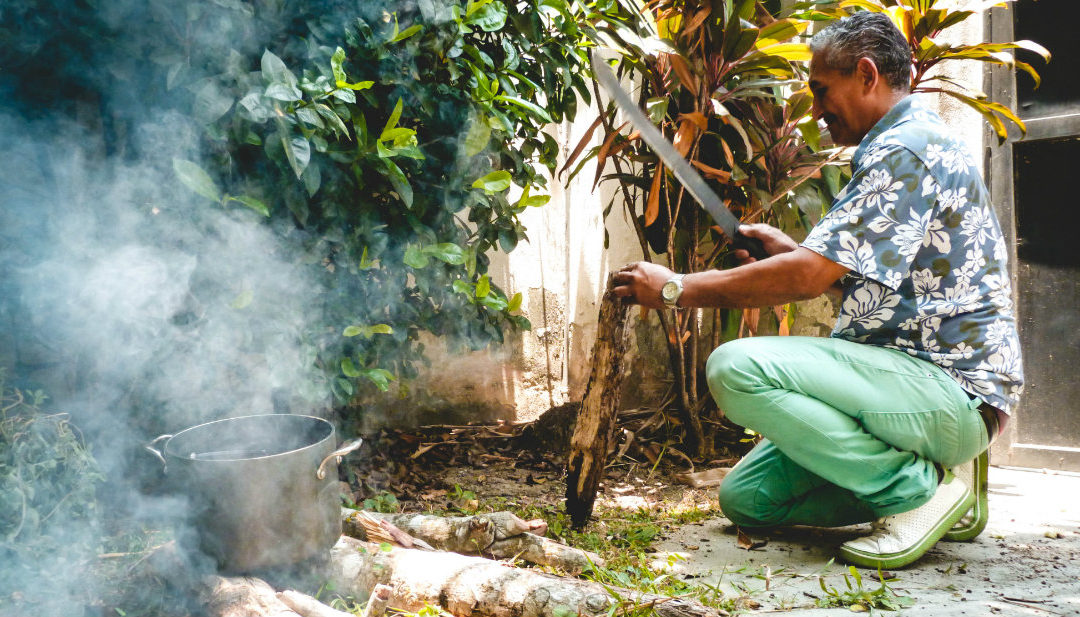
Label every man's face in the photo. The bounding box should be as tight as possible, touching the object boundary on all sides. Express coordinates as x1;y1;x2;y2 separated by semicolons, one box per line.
808;55;873;147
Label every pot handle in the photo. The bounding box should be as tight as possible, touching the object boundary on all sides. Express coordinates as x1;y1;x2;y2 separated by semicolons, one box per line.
145;434;173;469
316;437;363;480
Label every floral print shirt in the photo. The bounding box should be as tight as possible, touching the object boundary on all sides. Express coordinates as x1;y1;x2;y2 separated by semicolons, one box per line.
802;95;1024;414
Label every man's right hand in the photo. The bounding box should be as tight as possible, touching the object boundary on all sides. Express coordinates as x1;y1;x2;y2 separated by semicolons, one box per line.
733;224;798;266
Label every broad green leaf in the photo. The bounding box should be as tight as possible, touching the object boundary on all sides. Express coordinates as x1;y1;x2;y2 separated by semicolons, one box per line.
281;134;311;179
359;246;378;269
338;80;374;91
463;117;492;156
341;357;361;378
754;19;809;49
465;0;508;32
360;368;395;391
493;95;553;123
507;292;523;313
224;194;270;217
335;377;354;398
382;158;413;207
315;104;350;135
343;324;394;338
173;158;222;203
261;50;297;88
382;98;405;140
476;274;491;298
753;42;812;62
404;243;429;268
193;81;234;123
331;47;347;84
390;24;423;43
472;170;512;193
423;243;466;265
264;82;302;102
646;97;669;124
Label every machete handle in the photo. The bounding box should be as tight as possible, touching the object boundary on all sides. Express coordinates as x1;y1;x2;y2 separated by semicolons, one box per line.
732;232;770;261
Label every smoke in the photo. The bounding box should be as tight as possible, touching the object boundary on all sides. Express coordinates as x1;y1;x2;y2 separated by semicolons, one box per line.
0;2;347;612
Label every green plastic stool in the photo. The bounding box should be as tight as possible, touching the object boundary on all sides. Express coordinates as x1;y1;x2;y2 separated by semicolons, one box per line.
943;448;989;542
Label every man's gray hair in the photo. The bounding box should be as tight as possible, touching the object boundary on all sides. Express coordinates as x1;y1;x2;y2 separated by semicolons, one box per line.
809;11;912;91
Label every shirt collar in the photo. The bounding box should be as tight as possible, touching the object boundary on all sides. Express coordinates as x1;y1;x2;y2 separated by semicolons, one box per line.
852;94;919;166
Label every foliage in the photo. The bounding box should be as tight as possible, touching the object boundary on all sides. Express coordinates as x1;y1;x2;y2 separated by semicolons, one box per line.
816;563;915;611
800;0;1051;142
569;0;1045;457
0;373;104;613
567;0;842;457
174;0;606;404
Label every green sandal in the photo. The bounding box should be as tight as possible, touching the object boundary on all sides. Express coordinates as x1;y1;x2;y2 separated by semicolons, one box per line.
943;449;989;542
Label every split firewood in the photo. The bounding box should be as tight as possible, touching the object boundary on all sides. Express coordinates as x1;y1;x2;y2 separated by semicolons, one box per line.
203;575;300;617
566;280;631;527
350;510;436;550
276;590;353;617
361;583;392;617
328;536;726;617
342;510;600;571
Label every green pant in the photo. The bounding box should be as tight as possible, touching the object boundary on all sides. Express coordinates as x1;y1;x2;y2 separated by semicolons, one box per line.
706;336;988;528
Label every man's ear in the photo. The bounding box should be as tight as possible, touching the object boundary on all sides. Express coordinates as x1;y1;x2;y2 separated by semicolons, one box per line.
855;57;880;90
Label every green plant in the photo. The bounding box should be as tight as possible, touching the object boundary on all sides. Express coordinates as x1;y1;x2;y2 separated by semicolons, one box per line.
568;0;838;457
804;0;1050;141
178;1;608;406
362;490;401;513
816;564;915;611
0;374;104;614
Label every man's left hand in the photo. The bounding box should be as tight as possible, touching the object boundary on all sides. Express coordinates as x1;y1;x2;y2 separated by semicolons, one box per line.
611;261;675;309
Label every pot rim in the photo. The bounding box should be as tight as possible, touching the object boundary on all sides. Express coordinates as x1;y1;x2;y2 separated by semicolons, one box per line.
162;413;334;463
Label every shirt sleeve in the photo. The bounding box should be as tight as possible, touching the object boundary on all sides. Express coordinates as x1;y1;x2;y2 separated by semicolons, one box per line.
801;145;940;291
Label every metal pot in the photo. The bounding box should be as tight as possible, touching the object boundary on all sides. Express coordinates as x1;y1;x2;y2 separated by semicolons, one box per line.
146;414;361;573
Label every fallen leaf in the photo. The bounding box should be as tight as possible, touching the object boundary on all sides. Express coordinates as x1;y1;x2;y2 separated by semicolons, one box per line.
736;528;768;550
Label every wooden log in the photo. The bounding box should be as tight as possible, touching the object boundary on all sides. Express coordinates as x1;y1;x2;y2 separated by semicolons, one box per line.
361;584;392;617
565;281;631;526
484;532;604;572
342;509;603;571
203;576;301;617
277;590;354;617
328;536;725;617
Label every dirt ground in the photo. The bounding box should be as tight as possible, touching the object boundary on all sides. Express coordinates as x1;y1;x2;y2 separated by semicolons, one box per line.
346;427;1080;616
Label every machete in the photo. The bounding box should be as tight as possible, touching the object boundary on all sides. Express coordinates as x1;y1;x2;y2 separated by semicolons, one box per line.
591;52;768;260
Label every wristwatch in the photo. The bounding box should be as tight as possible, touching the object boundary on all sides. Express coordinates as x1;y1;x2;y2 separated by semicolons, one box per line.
660;274;685;308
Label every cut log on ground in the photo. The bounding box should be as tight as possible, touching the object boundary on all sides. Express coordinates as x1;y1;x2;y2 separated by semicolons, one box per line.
566;281;631;526
342;509;603;571
328;536;727;617
203;576;301;617
277;590;353;617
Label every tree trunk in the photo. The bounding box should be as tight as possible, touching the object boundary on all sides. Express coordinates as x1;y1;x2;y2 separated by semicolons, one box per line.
565;282;631;527
327;537;726;617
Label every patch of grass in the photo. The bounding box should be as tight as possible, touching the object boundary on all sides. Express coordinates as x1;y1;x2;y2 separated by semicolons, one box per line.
815;563;915;612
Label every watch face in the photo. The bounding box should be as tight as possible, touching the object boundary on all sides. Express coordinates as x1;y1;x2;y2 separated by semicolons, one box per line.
661;281;678;301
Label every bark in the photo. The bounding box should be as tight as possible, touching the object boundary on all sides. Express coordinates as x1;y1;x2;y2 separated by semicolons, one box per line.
328;536;726;617
342;509;603;571
203;576;301;617
361;584;391;617
276;590;353;617
566;282;631;526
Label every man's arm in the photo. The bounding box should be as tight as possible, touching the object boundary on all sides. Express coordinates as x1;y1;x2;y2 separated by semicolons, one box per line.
611;224;849;309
